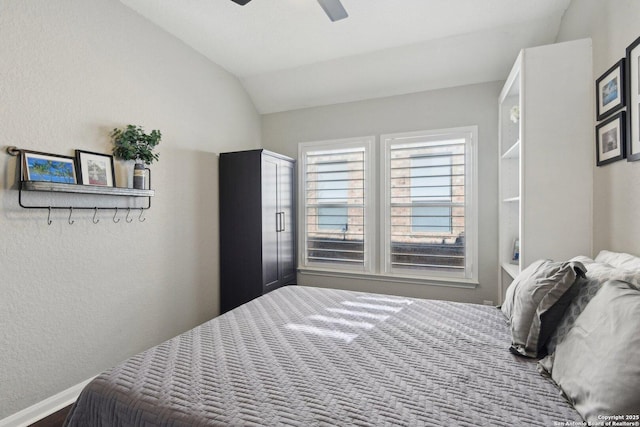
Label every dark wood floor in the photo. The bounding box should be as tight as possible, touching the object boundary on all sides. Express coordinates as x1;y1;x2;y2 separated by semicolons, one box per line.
28;405;72;427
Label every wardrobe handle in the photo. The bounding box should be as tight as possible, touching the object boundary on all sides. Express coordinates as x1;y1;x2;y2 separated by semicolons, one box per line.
276;212;285;232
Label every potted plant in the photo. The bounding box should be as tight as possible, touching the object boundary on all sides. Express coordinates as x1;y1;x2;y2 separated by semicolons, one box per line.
111;124;161;189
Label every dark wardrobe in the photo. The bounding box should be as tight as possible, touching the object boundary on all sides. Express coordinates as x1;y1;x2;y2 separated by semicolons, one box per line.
219;149;296;313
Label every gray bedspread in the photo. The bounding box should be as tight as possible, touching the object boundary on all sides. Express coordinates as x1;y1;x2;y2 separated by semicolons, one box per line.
65;286;582;426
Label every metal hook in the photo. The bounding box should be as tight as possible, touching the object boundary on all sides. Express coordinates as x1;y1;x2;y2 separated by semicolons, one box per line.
6;146;21;156
68;207;75;225
125;207;133;223
138;208;146;222
113;207;120;223
47;207;52;226
92;207;100;224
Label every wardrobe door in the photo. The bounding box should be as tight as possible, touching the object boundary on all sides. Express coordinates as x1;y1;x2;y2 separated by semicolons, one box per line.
219;150;263;314
261;154;280;290
278;159;296;285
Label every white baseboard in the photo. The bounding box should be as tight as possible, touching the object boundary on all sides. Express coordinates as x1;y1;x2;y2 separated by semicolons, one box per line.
0;376;96;427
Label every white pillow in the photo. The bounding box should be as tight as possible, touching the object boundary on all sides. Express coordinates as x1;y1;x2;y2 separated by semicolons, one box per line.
538;279;640;422
594;250;640;271
546;255;640;355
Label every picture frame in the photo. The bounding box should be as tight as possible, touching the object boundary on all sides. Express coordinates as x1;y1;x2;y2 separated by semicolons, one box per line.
510;238;520;265
626;35;640;161
75;150;116;187
596;58;625;121
596;111;626;166
22;150;77;184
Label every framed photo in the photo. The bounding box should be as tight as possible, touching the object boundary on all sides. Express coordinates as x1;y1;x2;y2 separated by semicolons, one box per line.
596;111;626;166
510;238;520;264
22;150;77;184
626;35;640;161
75;150;116;186
596;58;625;120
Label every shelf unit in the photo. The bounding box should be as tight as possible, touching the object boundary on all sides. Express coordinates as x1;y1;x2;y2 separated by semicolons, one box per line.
8;147;155;223
498;39;593;302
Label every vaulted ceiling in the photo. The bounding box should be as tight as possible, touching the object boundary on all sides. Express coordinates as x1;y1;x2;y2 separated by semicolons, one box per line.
120;0;572;113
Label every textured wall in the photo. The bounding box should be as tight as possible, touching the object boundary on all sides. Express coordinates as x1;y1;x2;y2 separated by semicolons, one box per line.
262;82;501;305
0;0;260;419
557;0;640;256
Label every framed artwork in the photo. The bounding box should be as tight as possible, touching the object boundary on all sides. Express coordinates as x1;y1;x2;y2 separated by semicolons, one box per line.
596;58;625;120
510;238;519;264
22;150;77;184
75;150;116;186
626;35;640;161
596;111;626;166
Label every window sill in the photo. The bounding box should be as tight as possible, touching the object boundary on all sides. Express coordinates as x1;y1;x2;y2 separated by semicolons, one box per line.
297;268;479;289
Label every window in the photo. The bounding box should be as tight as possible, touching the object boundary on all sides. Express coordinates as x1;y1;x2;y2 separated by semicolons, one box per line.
298;137;374;271
383;127;477;280
298;127;477;284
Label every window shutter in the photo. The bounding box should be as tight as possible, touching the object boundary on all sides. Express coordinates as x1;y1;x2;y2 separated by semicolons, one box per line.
304;147;366;268
387;137;466;274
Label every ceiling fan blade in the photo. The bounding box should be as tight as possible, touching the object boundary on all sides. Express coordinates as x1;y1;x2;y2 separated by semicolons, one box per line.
317;0;348;22
230;0;252;5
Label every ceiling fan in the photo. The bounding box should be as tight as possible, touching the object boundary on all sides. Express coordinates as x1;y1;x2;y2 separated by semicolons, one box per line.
230;0;349;22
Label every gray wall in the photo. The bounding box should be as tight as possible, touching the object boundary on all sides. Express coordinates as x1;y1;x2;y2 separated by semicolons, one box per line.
557;0;640;256
0;0;260;419
262;82;501;304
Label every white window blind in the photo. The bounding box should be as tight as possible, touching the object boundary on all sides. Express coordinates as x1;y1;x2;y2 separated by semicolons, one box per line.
383;128;476;280
299;128;476;284
300;140;372;270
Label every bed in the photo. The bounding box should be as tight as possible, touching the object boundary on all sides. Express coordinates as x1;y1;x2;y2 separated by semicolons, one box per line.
64;285;585;426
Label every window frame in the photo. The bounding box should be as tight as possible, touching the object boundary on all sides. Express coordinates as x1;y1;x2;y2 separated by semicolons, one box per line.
380;126;478;282
297;136;376;273
297;126;478;287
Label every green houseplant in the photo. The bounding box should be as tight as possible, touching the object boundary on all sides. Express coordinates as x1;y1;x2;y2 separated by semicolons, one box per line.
111;125;161;189
111;124;161;165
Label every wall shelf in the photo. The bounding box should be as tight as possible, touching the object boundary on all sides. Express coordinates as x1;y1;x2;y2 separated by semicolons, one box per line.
8;146;155;223
21;181;155;197
501;262;519;279
502;140;520;159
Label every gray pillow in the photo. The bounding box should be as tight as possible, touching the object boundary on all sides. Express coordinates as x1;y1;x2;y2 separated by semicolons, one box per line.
501;259;586;358
547;257;640;355
538;280;640;422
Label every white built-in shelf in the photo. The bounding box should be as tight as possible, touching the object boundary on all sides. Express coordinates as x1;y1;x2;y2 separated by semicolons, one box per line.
22;181;155;197
497;39;593;304
502;140;520;159
501;262;519;279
